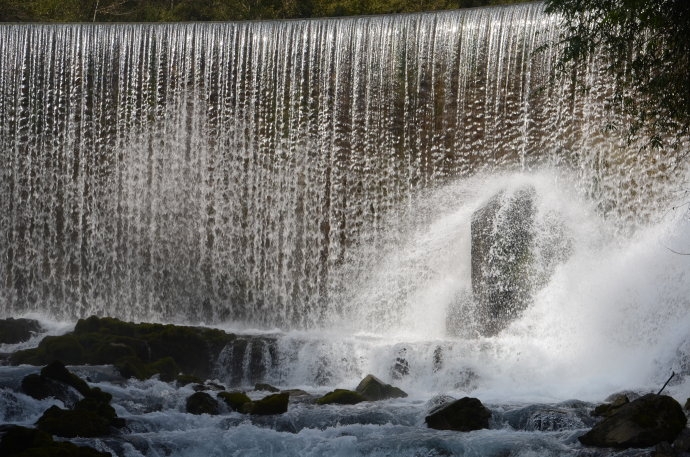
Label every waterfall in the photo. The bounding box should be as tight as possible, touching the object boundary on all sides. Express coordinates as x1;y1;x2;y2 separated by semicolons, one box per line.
0;3;683;329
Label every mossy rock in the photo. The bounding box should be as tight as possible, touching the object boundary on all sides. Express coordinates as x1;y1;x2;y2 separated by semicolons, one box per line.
12;334;85;365
21;361;90;404
0;425;111;457
36;385;125;438
10;316;237;381
579;394;687;448
150;357;180;382
218;391;251;411
186;391;220;415
37;406;113;438
355;374;407;401
0;318;41;344
254;383;280;392
316;389;365;405
243;392;289;415
41;360;91;396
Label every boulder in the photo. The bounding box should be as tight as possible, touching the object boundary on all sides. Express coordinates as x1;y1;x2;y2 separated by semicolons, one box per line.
0;318;41;344
21;361;91;406
0;425;111;457
355;374;407;401
316;389;365;405
243;393;289;415
185;392;220;415
217;391;251;411
10;316;237;381
471;186;536;336
578;394;687;448
425;397;491;432
36;387;125;437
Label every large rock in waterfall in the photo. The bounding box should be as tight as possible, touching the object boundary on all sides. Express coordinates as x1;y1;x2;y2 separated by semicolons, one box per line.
355;374;408;401
425;397;491;431
469;185;571;336
578;394;687;449
471;186;536;335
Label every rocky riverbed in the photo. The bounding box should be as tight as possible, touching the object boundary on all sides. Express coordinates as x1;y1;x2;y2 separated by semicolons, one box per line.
2;316;690;457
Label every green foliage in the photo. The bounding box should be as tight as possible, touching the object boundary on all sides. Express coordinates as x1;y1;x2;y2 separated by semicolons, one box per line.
1;0;532;22
544;0;690;150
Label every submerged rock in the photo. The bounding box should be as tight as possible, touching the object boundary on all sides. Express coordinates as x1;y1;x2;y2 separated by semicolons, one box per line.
186;392;220;415
579;394;687;449
355;374;407;401
0;425;111;456
425;397;491;432
317;389;365;405
243;392;289;415
0;318;42;344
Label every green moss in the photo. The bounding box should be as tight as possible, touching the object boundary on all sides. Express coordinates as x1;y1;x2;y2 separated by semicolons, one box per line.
150;357;180;382
186;391;220;415
10;316;236;381
243;392;289;415
217;391;251;411
316;389;365;405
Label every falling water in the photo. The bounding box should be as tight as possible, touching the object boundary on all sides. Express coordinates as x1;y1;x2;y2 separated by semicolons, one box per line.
0;3;683;330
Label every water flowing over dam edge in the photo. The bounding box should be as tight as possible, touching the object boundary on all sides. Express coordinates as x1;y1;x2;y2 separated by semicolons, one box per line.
0;3;685;335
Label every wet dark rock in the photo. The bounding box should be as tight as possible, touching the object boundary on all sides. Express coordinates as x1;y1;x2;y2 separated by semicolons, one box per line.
471;186;536;336
10;316;236;381
0;318;41;344
355;374;407;401
673;427;690;453
425;397;491;432
684;398;690;411
217;391;251;411
0;425;111;456
255;382;280;392
186;391;220;415
36;385;125;437
243;392;289;415
21;361;91;406
316;389;365;405
652;441;677;457
592;394;630;417
579;394;687;449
